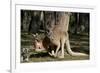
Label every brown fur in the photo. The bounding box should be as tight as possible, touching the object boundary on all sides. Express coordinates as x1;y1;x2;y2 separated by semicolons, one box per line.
47;12;87;58
34;12;88;58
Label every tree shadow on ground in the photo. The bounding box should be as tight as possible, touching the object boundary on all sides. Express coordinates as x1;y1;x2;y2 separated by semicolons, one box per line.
29;52;50;58
71;47;89;55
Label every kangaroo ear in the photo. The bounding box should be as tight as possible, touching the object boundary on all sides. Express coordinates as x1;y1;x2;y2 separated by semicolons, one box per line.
36;33;38;36
32;34;36;37
32;33;38;38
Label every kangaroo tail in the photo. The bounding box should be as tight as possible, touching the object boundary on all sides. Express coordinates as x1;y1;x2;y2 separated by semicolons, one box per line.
65;39;88;56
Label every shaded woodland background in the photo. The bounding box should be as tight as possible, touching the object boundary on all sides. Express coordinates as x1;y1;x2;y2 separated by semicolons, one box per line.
21;10;90;62
21;10;89;34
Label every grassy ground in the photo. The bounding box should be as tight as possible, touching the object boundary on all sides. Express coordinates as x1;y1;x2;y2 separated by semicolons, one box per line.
28;52;89;63
21;32;89;63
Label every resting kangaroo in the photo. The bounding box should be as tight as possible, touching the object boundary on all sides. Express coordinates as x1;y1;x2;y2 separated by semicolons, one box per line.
33;33;56;56
45;12;87;58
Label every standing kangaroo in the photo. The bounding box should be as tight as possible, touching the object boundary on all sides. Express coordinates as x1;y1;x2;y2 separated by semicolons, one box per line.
45;12;87;58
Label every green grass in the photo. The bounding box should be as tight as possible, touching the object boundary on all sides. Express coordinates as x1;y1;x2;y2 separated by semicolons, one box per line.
22;53;89;63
